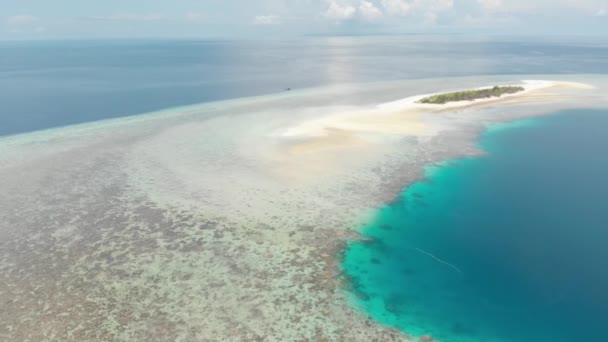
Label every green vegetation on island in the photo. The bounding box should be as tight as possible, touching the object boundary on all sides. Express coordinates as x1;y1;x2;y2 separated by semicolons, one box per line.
418;85;525;105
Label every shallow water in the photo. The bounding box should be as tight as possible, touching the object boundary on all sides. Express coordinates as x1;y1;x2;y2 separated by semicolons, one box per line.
343;109;608;342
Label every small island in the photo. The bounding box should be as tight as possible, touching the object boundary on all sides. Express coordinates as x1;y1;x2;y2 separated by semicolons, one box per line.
418;85;525;104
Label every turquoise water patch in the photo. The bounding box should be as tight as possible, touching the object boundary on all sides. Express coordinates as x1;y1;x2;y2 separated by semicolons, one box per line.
343;109;608;342
484;117;540;134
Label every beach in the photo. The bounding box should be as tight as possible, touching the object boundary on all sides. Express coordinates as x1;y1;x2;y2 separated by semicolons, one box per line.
0;75;606;341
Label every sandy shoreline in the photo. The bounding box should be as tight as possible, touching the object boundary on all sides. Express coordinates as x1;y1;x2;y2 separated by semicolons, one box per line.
0;75;605;341
279;80;593;144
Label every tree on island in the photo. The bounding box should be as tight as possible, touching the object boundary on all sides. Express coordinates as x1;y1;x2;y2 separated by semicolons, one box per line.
418;85;525;105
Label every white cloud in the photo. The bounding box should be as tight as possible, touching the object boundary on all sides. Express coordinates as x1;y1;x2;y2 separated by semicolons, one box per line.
596;8;607;16
253;15;281;25
359;1;383;21
424;11;438;24
430;0;454;11
478;0;502;10
416;0;453;25
185;12;205;23
89;13;171;22
6;14;39;26
5;14;45;33
476;0;607;14
561;0;607;12
324;0;357;21
382;0;412;16
87;13;206;23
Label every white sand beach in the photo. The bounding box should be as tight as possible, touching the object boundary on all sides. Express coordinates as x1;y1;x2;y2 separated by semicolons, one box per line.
278;80;594;157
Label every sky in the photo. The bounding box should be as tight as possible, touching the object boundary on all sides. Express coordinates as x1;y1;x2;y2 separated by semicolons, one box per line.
1;0;607;39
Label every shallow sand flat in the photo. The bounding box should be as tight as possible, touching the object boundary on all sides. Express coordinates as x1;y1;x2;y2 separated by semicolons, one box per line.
279;80;593;144
0;75;606;341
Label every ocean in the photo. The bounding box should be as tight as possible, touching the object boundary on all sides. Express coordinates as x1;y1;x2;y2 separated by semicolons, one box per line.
2;37;608;341
2;36;608;136
342;110;608;342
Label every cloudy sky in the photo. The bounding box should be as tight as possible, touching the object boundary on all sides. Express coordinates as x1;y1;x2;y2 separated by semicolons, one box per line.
2;0;607;39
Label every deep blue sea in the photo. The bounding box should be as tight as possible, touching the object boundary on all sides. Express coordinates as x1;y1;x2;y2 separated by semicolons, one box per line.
2;36;608;136
343;110;608;342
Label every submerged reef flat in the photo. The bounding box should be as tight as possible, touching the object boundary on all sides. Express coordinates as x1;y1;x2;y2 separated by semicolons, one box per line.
0;75;605;341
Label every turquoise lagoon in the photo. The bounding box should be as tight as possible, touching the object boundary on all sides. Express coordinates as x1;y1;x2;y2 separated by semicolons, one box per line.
343;109;608;342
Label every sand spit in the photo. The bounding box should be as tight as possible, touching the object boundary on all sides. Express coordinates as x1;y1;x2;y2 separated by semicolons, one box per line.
0;76;604;341
279;80;592;146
